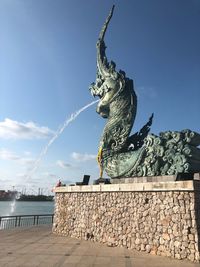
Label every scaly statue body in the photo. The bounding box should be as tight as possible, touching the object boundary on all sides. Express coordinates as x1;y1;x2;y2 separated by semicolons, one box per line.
90;6;200;179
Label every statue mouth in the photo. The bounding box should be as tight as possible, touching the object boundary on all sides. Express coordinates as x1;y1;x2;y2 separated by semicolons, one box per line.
97;92;107;101
94;92;104;100
90;84;107;100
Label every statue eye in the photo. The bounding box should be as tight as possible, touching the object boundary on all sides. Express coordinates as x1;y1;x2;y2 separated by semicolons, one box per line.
97;81;102;87
105;87;111;93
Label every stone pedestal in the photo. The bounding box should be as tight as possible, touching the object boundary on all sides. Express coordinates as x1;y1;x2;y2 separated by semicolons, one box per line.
53;179;200;262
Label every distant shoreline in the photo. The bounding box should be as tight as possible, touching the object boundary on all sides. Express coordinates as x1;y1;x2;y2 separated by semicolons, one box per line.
0;196;54;202
0;199;54;202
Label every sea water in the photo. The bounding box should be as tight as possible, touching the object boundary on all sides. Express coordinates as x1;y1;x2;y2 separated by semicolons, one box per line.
0;201;54;216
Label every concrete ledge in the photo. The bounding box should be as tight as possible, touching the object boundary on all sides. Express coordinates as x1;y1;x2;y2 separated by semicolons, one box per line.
54;180;200;193
111;175;177;183
112;173;200;184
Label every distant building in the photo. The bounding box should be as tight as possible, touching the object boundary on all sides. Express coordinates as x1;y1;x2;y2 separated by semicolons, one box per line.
0;190;18;201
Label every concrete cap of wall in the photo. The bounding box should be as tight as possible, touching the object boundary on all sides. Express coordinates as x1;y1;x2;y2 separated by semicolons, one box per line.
54;180;200;193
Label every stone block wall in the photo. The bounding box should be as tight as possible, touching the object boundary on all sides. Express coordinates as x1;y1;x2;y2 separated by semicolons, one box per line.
53;181;200;262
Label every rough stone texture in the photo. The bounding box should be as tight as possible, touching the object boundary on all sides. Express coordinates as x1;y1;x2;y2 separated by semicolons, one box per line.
53;184;200;262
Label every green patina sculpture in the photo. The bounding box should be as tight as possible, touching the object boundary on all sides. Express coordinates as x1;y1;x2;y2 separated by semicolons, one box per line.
90;6;200;179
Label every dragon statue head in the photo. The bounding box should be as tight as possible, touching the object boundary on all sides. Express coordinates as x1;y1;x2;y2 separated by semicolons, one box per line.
89;5;126;119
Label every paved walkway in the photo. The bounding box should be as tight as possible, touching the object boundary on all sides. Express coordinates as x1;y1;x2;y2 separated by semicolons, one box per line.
0;225;199;267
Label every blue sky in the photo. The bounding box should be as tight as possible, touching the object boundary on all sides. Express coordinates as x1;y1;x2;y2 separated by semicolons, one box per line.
0;0;200;193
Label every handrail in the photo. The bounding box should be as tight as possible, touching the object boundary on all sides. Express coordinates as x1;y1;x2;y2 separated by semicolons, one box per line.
0;214;54;218
0;214;54;230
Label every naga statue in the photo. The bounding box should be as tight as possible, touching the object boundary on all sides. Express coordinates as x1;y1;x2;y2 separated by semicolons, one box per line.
90;5;200;179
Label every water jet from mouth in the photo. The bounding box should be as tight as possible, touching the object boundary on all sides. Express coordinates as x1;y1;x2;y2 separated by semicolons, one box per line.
24;99;99;183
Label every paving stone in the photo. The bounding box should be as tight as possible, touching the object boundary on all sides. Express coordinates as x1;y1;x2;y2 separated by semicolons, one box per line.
0;226;199;267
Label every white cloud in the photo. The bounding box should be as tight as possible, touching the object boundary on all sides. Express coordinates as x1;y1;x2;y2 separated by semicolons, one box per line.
0;149;19;160
42;172;58;178
0;149;35;165
24;151;32;156
16;173;26;178
71;152;96;162
0;118;54;139
0;179;12;183
56;160;72;169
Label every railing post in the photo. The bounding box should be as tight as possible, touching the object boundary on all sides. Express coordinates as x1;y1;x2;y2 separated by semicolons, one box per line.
36;215;39;225
18;216;21;227
33;215;36;225
15;216;18;227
